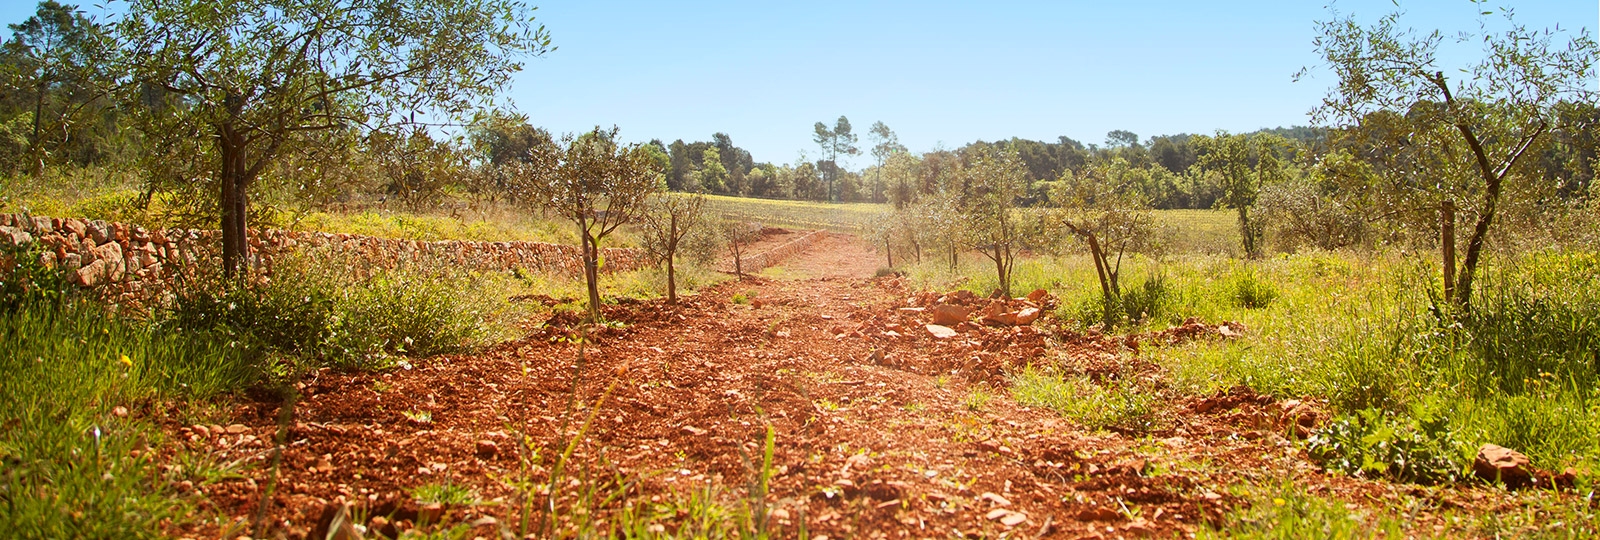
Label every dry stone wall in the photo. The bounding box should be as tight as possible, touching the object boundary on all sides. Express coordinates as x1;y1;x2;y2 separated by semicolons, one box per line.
726;229;827;273
0;213;650;303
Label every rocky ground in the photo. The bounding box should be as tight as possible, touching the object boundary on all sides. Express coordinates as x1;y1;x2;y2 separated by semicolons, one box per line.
164;232;1586;539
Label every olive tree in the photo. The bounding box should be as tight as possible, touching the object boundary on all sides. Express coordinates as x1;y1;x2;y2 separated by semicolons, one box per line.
1050;158;1161;325
640;192;705;304
720;216;760;279
959;145;1029;298
1306;5;1596;308
1195;132;1290;258
119;0;551;276
909;190;964;270
514;128;663;322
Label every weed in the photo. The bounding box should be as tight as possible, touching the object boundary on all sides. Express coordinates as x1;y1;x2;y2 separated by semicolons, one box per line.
1117;273;1172;324
0;300;254;536
1228;266;1279;309
1201;482;1404;539
1072;273;1173;327
164;251;495;371
412;481;478;506
1306;405;1471;484
1010;367;1156;431
171;449;248;485
963;386;993;411
0;242;74;311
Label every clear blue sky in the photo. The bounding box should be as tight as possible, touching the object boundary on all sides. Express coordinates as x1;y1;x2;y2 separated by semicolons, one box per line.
4;1;1595;167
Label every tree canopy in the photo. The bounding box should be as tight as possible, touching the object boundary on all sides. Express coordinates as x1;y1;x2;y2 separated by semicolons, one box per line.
1307;4;1596;306
119;0;552;275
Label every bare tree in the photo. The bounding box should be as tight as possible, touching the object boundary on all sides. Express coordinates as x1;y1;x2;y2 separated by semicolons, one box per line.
721;217;759;279
640;192;705;304
512;127;663;322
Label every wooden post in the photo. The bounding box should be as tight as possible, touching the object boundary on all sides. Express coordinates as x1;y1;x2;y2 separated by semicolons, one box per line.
1442;200;1456;304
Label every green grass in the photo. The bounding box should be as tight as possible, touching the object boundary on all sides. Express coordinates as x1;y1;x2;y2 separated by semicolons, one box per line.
0;167;632;245
702;194;890;232
1009;367;1156;431
515;262;729;312
2;168;174;230
0;302;257;538
1155;209;1239;255
1199;482;1405;539
962;385;994;411
166;251;513;370
289;207;598;245
1203;479;1600;539
412;482;478;506
914;245;1600;480
700;194;1237;249
1149;250;1600;474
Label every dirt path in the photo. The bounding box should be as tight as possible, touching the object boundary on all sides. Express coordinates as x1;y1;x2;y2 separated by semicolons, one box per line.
766;231;882;279
180;233;1508;539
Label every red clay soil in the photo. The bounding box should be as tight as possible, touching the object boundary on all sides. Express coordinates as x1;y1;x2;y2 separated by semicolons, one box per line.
162;233;1575;539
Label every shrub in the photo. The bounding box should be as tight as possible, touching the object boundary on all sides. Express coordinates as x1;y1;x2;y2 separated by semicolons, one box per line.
1255;179;1368;252
1066;274;1172;328
166;275;338;357
330;270;484;364
1306;405;1471;484
1118;274;1171;324
0;242;73;312
678;219;724;265
163;253;489;371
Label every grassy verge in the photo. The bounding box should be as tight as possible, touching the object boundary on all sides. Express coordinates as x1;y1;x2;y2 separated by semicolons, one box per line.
906;245;1599;484
0;239;723;533
288;207;638;246
1202;479;1599;539
0;301;257;538
1144;250;1600;477
515;262;729;313
165;251;516;371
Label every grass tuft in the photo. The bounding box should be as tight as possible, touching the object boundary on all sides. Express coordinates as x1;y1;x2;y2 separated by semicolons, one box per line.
1009;367;1156;431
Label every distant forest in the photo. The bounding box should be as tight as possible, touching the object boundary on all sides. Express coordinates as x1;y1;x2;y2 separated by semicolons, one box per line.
651;123;1334;210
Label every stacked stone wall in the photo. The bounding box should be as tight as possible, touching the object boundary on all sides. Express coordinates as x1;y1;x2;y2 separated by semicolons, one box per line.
0;213;650;304
727;229;827;273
